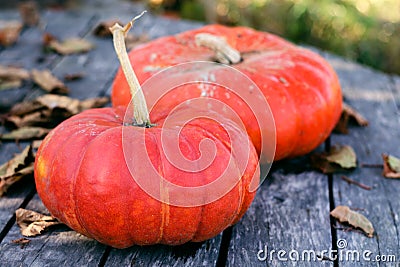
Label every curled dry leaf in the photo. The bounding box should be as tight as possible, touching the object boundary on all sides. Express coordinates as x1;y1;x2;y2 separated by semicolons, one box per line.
311;145;357;174
18;1;40;27
0;145;34;196
0;65;30;91
42;32;56;46
125;34;149;50
32;140;43;156
11;237;31;248
331;205;374;237
31;69;69;94
15;208;62;237
93;20;122;37
0;65;30;81
46;36;94;55
335;103;369;134
0;126;51;140
0;20;23;46
382;153;400;179
6;110;50;128
0;80;22;91
79;97;110;111
64;72;85;81
5;94;109;129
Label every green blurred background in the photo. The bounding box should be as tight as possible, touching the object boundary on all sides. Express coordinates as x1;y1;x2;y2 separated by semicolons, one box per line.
145;0;400;75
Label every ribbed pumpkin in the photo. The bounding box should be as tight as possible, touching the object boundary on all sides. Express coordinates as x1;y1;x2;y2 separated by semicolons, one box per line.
112;25;343;160
34;19;260;248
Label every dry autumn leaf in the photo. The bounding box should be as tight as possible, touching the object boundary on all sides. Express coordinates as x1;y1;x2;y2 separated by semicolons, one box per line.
125;34;149;50
79;97;110;111
93;20;122;37
64;72;85;81
5;94;109;129
0;20;23;46
11;237;31;248
382;153;400;179
8;99;43;117
0;145;34;196
331;205;374;237
0;65;30;81
311;145;357;173
18;1;40;27
15;208;62;237
32;140;43;156
0;65;30;91
0;126;51;140
47;36;94;55
6;110;51;128
31;69;69;94
0;80;22;91
335;103;369;134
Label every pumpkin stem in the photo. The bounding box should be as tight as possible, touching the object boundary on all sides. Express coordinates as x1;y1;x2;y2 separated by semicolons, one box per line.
110;11;152;127
195;33;241;64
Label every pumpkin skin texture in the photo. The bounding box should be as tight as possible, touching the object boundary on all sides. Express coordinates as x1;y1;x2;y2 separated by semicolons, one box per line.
34;106;259;248
112;25;343;160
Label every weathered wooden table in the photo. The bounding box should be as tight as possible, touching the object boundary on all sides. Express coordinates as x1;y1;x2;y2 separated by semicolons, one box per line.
0;1;399;266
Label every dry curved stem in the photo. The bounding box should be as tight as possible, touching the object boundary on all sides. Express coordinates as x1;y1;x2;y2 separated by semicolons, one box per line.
110;11;151;126
195;33;241;64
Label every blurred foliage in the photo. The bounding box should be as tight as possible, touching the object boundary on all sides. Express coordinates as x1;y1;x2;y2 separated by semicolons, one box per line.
147;0;400;75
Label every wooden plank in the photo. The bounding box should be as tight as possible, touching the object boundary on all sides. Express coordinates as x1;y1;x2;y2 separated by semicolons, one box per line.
0;194;106;266
227;170;333;267
325;54;400;266
392;76;400;114
104;236;221;266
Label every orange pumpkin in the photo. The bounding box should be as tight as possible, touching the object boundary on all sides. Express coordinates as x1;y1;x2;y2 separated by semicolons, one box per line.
112;25;342;160
34;19;260;248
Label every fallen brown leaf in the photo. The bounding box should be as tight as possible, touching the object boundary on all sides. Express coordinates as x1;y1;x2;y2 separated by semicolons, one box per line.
0;126;51;140
0;20;23;46
8;100;44;117
31;69;69;94
11;237;31;248
6;110;51;128
311;145;357;174
64;72;85;81
42;32;56;46
331;205;374;237
0;65;30;91
47;36;94;55
0;79;22;91
93;20;122;37
0;145;34;196
335;103;369;134
125;34;149;50
19;1;40;27
5;94;109;129
15;208;62;237
32;140;43;156
382;153;400;179
0;65;30;81
79;96;110;111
